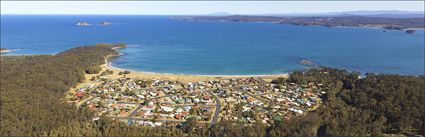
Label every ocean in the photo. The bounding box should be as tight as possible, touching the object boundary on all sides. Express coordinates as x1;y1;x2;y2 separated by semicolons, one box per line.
1;15;424;75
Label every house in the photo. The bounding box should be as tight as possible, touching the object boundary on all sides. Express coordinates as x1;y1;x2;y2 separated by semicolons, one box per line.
161;106;174;112
175;114;182;119
127;119;135;125
185;98;192;103
175;99;185;104
183;106;192;111
163;86;173;90
181;111;189;116
144;121;154;126
276;98;285;102
193;98;200;103
75;92;83;97
247;117;256;123
119;110;127;116
176;108;183;113
214;89;226;94
240;86;252;91
203;96;211;100
154;122;162;126
136;95;145;99
289;108;303;114
149;92;157;96
242;106;251;112
138;111;145;117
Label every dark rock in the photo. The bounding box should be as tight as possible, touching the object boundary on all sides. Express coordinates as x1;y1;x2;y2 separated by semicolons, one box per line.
406;29;416;34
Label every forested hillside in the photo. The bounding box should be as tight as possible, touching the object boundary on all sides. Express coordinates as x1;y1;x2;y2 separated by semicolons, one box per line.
287;68;425;136
0;44;118;136
1;44;424;136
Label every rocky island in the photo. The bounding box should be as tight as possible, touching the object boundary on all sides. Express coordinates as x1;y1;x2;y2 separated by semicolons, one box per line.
101;21;112;26
406;29;417;34
299;59;318;67
76;22;90;26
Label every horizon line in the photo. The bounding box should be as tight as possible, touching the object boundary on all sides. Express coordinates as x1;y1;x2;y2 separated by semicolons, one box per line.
1;10;425;16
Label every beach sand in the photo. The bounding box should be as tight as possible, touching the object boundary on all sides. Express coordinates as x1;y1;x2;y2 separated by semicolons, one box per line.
101;62;289;83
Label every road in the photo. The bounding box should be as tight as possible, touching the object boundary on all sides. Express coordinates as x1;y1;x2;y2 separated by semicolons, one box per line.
128;104;144;118
243;91;272;104
75;84;100;108
206;90;221;126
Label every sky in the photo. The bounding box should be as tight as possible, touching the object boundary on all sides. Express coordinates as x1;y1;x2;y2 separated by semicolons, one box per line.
1;1;424;15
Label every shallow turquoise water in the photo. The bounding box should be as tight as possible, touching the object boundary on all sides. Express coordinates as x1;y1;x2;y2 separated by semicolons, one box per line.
1;15;424;75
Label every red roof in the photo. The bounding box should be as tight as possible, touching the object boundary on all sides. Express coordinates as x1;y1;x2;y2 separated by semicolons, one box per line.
175;114;182;119
119;110;127;115
75;92;83;97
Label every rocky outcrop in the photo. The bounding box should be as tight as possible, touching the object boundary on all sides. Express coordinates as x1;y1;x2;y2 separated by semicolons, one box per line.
299;59;318;67
76;22;90;26
406;29;416;34
101;21;112;26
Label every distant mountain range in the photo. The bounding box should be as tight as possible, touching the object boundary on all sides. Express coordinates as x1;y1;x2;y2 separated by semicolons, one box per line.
207;10;424;18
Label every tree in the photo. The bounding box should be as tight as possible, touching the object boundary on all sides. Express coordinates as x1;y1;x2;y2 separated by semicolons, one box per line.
184;117;198;132
85;66;102;74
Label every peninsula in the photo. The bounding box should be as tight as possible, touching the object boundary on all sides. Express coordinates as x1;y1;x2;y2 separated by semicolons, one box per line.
173;15;425;30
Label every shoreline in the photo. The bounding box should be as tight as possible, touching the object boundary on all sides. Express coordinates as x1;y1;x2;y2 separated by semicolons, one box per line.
102;53;288;83
173;17;425;31
105;61;289;78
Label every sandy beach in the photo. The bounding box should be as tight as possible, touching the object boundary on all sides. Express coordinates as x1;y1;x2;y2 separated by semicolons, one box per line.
102;62;288;83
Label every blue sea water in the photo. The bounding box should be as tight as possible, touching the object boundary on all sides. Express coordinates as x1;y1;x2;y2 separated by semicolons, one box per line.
1;15;424;75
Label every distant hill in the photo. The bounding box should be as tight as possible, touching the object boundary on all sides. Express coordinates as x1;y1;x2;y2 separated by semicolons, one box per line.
331;10;423;15
329;10;424;18
201;10;423;18
259;10;424;18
